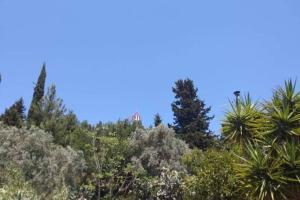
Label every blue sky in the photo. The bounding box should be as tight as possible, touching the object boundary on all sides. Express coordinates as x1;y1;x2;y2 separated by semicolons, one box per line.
1;0;300;133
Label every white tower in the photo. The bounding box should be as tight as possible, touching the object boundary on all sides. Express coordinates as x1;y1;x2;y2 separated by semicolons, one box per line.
132;112;141;122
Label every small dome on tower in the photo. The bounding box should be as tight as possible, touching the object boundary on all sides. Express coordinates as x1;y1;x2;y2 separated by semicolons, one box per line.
132;112;141;122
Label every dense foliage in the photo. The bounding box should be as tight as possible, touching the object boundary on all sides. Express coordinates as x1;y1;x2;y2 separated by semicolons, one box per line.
0;98;26;128
0;124;86;199
27;64;47;127
171;79;215;149
182;149;242;200
154;113;162;127
0;66;299;200
222;80;300;200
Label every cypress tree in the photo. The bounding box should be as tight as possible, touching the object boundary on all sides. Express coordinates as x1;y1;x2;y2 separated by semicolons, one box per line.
154;113;162;127
27;64;47;127
0;98;26;128
171;79;214;149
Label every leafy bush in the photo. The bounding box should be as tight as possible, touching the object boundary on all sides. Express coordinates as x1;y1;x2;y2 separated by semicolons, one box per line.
0;164;38;200
156;167;183;200
182;149;241;200
128;167;184;200
130;125;190;176
0;124;86;198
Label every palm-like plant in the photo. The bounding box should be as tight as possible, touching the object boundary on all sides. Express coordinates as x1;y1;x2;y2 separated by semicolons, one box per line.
225;80;300;199
277;142;300;199
262;80;300;143
222;94;262;145
235;143;286;200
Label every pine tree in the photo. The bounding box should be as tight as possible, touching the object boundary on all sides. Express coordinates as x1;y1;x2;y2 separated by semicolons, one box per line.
171;79;214;149
154;113;162;127
0;98;26;128
27;64;46;127
40;84;70;145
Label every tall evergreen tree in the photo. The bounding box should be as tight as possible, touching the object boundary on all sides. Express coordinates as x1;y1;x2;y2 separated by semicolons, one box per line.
154;113;162;127
0;98;26;128
171;79;214;149
27;64;46;127
40;84;74;145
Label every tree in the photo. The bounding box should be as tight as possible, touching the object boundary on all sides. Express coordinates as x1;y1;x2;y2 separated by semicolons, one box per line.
96;119;140;139
0;98;26;128
171;79;214;149
27;64;47;127
40;84;79;146
89;134;132;199
154;113;162;127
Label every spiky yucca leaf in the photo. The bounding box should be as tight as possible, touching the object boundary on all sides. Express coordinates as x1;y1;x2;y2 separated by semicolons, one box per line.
262;80;300;143
275;142;300;199
234;143;287;200
222;94;262;145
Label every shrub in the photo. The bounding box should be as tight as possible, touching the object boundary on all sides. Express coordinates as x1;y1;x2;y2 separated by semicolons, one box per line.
0;124;86;198
182;149;241;200
0;164;38;200
129;125;190;176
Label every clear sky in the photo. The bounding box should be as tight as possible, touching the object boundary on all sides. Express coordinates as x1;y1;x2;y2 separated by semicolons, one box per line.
1;0;300;133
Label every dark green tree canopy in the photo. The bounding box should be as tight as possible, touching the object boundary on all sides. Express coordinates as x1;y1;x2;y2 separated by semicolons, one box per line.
0;98;26;128
27;64;47;127
40;84;80;146
171;79;214;149
171;79;213;134
154;113;162;127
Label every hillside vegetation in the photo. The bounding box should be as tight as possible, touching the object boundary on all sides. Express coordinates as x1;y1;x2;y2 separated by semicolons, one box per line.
0;66;299;200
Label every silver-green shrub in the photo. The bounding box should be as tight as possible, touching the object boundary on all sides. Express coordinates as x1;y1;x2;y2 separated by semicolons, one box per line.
0;123;86;198
130;125;189;176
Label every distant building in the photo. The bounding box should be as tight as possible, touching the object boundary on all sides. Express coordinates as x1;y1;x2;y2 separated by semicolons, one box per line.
132;112;141;122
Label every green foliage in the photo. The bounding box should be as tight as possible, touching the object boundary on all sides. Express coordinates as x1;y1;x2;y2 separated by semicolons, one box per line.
279;142;300;199
73;129;134;199
4;68;300;200
40;84;78;146
0;98;26;128
154;113;162;127
223;80;300;200
130;125;190;176
0;124;86;199
156;167;184;200
262;80;300;143
28;64;47;127
128;166;184;200
181;149;203;174
234;141;300;200
171;78;214;149
96;119;140;139
0;164;71;200
0;164;39;200
129;170;157;199
182;149;241;200
178;132;216;151
222;94;262;146
235;144;286;200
